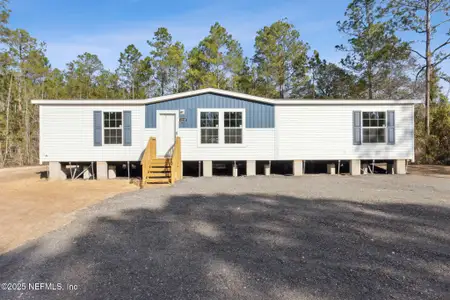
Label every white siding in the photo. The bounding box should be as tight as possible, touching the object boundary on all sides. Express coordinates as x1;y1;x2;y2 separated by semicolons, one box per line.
40;105;145;162
275;104;414;160
39;103;415;163
144;128;276;161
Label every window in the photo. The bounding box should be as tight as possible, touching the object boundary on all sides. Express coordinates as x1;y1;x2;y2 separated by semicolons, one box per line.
198;110;245;145
200;112;219;144
362;111;386;143
224;112;243;144
104;112;122;144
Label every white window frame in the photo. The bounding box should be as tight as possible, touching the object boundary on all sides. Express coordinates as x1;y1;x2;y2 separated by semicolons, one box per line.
103;110;124;146
361;111;387;144
197;108;246;147
224;111;245;145
198;110;220;145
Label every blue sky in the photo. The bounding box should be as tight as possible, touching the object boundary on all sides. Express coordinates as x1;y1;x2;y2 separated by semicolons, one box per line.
7;0;351;69
7;0;450;83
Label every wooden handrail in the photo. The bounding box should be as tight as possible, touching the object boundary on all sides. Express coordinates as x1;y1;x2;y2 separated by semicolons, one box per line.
141;137;156;164
177;137;182;180
141;137;156;186
170;136;182;183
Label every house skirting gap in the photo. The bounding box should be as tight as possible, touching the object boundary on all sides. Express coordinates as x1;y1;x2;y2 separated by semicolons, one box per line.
47;159;409;180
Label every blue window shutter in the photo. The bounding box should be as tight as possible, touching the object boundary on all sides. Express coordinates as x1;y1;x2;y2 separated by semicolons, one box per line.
93;111;102;146
387;110;395;145
123;111;132;146
353;111;361;145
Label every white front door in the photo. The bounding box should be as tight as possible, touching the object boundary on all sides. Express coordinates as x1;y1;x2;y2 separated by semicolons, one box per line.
157;111;177;157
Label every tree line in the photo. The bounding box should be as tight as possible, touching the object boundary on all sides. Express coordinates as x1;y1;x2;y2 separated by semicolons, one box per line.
0;0;449;167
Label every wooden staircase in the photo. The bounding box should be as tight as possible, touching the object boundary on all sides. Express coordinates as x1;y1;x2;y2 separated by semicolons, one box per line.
146;158;171;184
141;137;182;186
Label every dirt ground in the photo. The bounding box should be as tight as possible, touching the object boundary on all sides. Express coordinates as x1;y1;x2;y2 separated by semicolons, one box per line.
408;164;450;176
0;166;138;253
0;163;448;254
1;171;449;300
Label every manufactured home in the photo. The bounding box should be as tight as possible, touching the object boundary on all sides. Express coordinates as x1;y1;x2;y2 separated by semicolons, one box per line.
32;88;421;184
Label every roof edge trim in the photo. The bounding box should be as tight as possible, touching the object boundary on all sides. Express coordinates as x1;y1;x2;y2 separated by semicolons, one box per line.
31;88;422;105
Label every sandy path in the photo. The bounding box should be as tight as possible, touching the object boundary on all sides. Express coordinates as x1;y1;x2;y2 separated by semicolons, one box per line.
0;166;138;253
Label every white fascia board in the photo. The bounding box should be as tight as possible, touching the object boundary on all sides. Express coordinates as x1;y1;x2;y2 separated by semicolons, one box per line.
31;88;422;105
31;88;275;105
276;99;423;105
148;88;276;104
31;99;148;105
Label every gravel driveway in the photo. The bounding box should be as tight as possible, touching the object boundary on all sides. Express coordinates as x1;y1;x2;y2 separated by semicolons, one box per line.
1;175;449;300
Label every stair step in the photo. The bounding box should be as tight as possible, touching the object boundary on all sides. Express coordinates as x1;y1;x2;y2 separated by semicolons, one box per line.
146;177;171;183
150;163;171;167
149;164;171;167
148;172;171;177
148;169;171;174
149;169;171;173
146;171;172;177
152;158;170;162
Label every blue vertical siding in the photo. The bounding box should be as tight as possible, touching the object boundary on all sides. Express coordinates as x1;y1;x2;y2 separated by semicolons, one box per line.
145;93;274;128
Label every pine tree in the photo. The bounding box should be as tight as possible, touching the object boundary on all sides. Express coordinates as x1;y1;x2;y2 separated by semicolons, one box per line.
117;44;143;99
383;0;450;135
337;0;410;99
186;22;244;90
148;28;186;96
253;19;309;98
